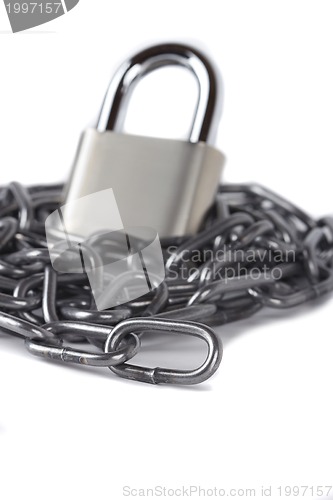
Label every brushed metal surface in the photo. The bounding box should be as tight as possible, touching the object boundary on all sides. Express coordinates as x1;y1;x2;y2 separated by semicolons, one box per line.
62;129;225;238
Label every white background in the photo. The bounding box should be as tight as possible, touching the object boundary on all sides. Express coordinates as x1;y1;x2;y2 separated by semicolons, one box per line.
0;1;332;499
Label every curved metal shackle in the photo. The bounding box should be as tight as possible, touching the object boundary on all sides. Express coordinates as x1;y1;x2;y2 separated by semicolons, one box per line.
97;43;222;144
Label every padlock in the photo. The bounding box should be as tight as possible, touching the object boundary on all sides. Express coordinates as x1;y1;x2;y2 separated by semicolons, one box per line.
61;43;225;240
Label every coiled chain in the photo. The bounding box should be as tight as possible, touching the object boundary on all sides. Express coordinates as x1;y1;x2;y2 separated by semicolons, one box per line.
0;182;332;384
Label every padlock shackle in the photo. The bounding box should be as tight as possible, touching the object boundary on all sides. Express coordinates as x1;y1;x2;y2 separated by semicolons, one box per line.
97;43;222;144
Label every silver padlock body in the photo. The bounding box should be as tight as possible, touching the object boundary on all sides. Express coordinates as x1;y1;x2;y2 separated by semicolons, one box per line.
62;129;225;238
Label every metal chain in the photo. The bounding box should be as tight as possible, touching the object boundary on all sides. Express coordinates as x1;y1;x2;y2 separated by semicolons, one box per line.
0;181;332;384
